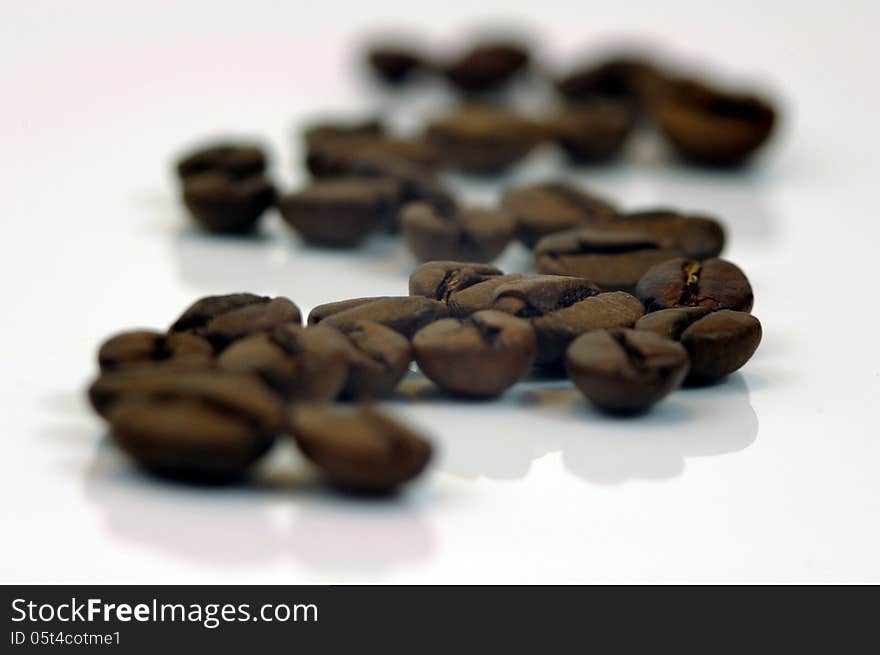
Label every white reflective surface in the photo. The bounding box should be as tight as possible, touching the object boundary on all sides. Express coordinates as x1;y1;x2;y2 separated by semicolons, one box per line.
3;0;879;583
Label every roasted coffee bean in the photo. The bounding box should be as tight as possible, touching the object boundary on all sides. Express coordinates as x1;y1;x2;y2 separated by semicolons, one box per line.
635;308;762;383
182;172;275;234
367;45;425;84
556;56;664;111
425;104;546;174
500;182;617;248
656;79;777;166
413;310;535;396
442;273;526;317
333;320;412;399
534;228;681;293
444;40;530;93
170;294;302;351
306;133;438;174
290;405;432;492
176;143;266;181
278;178;401;247
635;257;754;313
217;324;349;401
408;260;503;300
490;275;601;317
548;98;636;163
401;202;515;263
97;369;283;480
303;119;384;151
311;296;449;338
98;330;214;373
566;328;689;413
605;209;725;259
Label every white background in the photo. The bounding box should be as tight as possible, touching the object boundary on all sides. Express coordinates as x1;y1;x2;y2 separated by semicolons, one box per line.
2;0;879;583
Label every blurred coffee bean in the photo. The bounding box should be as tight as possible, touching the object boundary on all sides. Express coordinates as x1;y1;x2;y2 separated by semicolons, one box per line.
566;328;689;413
606;209;725;259
311;296;449;338
182;172;275;234
635;257;754;313
169;294;302;351
98;330;214;373
635;308;762;383
217;324;350;401
290;405;432;492
306;133;439;174
333;320;412;400
444;40;530;93
556;56;664;111
425;104;546;174
413;310;536;396
534;228;680;292
278;178;401;247
401;202;514;262
303;119;384;150
656;79;777;166
548;98;636;163
500;182;617;248
367;45;425;84
176;142;266;181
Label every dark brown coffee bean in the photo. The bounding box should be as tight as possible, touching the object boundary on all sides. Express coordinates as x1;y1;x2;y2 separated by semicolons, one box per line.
444;40;530;93
278;178;401;247
500;182;617;248
408;260;503;300
306;133;438;174
556;56;664;111
442;273;527;318
656;79;777;166
176;143;266;180
217;324;349;401
635;257;754;313
290;405;432;492
333;320;412;399
367;46;425;84
98;369;283;480
303;119;384;151
401;202;515;263
98;330;214;373
312;296;449;338
413;310;536;396
170;294;302;351
605;209;725;259
534;228;681;293
425;104;546;174
548;98;636;163
182;172;275;234
635;308;762;383
490;275;601;317
566;328;689;413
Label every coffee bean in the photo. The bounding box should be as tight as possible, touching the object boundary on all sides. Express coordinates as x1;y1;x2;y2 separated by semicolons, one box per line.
176;143;266;181
413;310;536;396
605;209;725;259
367;46;425;84
306;133;438;175
635;308;762;383
635;257;754;313
303;119;384;151
333;320;412;399
98;330;214;373
442;273;527;317
98;368;283;480
490;275;601;317
566;328;689;413
217;324;350;401
289;405;432;492
169;294;302;351
500;182;617;248
548;98;636;163
656;79;777;166
425;104;546;174
408;260;503;300
401;202;515;262
278;178;401;247
182;172;275;234
556;56;664;111
311;296;449;338
444;40;530;93
534;227;681;292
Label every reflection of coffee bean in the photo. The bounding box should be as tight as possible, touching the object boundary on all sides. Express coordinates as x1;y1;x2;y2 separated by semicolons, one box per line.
501;182;617;248
635;257;754;313
290;406;432;493
566;328;689;412
401;202;514;263
636;308;762;383
413;310;536;396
